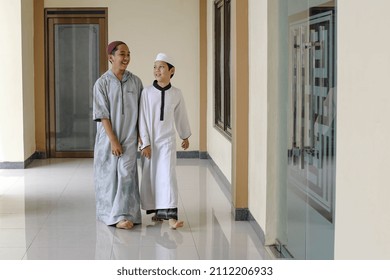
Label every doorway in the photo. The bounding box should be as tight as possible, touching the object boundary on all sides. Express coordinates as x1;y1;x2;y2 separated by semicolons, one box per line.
287;1;336;259
45;8;107;157
271;0;337;259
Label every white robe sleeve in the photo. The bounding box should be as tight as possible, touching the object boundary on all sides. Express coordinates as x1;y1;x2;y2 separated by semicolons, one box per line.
138;88;151;149
174;90;191;140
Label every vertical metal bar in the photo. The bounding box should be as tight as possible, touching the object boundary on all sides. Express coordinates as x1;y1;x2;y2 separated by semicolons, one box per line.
300;25;305;169
309;28;316;152
293;31;297;148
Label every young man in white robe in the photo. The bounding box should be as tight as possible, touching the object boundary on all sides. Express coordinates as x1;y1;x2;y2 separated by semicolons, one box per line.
139;53;191;229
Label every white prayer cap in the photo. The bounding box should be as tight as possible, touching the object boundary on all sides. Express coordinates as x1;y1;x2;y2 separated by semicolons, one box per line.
155;53;175;67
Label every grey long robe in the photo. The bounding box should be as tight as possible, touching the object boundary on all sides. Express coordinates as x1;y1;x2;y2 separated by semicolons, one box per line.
93;69;143;225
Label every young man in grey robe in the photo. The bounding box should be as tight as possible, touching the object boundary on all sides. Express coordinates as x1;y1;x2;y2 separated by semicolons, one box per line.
93;41;143;229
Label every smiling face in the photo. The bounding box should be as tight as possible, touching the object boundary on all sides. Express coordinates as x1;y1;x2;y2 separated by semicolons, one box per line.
109;43;130;72
154;61;175;85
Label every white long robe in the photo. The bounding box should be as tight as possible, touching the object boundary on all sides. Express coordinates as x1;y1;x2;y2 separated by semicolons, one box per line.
139;84;191;212
93;69;143;225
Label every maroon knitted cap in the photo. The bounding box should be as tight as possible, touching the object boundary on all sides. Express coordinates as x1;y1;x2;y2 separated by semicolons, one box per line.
107;41;126;55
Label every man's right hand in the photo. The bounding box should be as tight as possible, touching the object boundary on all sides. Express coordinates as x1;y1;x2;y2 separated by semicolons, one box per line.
141;146;151;159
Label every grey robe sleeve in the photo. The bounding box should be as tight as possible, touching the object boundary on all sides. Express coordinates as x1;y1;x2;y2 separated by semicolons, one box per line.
93;78;110;122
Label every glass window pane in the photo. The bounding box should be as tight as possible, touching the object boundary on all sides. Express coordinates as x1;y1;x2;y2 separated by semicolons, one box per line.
54;24;99;152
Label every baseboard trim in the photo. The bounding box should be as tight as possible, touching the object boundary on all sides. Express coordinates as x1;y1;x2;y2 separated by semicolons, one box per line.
0;151;45;169
177;151;200;158
234;207;249;221
207;153;232;202
0;161;24;169
199;151;208;159
5;150;210;166
248;211;266;245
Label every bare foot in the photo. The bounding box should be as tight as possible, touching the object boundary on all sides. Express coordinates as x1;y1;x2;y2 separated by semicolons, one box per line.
169;219;184;229
116;219;134;230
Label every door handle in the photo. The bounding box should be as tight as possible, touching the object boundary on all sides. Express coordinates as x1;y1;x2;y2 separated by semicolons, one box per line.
304;146;316;156
304;41;321;49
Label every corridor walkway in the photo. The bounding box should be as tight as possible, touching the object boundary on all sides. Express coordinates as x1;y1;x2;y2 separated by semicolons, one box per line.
0;158;270;260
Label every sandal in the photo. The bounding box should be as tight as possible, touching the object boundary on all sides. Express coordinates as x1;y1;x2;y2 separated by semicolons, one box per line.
152;214;163;222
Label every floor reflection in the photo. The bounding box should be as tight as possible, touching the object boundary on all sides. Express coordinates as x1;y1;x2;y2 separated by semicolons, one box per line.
0;158;270;260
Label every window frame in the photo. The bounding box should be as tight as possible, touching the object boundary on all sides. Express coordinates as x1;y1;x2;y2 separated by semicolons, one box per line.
214;0;232;138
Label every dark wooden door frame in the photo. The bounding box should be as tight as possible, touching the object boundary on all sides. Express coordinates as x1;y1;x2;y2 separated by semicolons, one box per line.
45;8;107;158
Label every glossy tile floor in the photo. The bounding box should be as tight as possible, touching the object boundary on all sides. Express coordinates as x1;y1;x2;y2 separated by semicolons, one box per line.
0;158;271;260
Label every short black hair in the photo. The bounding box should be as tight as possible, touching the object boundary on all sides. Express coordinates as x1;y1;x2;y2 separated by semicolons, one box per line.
167;63;175;78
